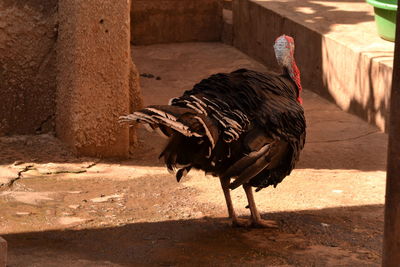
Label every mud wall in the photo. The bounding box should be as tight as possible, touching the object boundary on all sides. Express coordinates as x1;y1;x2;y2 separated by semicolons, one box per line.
1;0;223;137
57;0;136;158
131;0;223;45
0;0;58;135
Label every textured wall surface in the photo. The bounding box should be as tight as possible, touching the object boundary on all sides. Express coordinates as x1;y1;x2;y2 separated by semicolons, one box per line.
57;0;133;157
131;0;223;45
128;59;143;147
0;0;58;135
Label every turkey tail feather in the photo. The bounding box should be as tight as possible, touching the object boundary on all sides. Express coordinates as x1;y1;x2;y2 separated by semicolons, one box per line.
221;143;271;180
119;105;218;147
176;166;192;182
229;156;271;189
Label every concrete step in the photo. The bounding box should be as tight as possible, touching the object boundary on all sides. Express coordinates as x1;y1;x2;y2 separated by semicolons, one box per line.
233;0;394;132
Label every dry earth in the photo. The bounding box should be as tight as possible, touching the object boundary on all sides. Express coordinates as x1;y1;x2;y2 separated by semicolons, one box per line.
0;43;387;266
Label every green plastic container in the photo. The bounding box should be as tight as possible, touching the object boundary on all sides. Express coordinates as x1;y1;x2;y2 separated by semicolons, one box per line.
367;0;398;42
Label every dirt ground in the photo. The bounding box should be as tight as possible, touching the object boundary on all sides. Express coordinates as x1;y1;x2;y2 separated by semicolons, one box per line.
0;43;388;266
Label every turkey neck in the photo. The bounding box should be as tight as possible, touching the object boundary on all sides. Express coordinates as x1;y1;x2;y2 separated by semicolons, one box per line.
283;59;302;104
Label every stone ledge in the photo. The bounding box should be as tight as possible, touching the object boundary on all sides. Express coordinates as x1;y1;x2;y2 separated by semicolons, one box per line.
233;0;394;131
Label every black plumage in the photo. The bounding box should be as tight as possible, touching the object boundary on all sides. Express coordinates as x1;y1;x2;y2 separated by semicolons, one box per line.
120;35;306;227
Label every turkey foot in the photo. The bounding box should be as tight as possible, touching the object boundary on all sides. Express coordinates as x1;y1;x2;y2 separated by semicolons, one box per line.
249;218;278;228
231;217;250;228
232;218;277;228
243;184;278;229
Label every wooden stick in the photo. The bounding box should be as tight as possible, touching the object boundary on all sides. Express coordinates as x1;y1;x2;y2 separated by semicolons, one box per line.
382;10;400;267
0;236;7;267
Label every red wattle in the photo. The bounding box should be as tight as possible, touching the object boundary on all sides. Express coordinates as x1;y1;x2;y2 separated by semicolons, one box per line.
297;96;303;104
291;60;302;104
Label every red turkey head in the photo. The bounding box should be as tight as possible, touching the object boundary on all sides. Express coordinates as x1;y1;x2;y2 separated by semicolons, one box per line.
273;35;303;104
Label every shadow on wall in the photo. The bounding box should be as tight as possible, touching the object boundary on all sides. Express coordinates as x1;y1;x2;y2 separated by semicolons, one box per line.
350;52;392;132
322;42;393;132
234;0;392;132
3;204;383;266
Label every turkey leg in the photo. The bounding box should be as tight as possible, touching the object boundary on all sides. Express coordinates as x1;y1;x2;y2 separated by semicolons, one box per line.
243;184;278;228
219;178;248;227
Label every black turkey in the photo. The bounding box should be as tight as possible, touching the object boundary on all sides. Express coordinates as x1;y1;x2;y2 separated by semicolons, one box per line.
120;35;306;227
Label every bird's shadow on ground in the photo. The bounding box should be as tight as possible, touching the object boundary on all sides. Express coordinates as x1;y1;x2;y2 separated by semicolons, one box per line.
4;204;383;266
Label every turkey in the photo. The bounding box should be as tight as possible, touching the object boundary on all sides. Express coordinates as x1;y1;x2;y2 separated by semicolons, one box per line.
119;35;306;228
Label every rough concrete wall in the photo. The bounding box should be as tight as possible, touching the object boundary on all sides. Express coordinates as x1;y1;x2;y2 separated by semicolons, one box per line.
0;0;58;135
129;60;144;147
57;0;133;158
131;0;223;45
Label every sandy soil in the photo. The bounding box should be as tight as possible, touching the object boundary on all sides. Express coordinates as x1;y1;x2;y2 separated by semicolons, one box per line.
0;43;387;266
